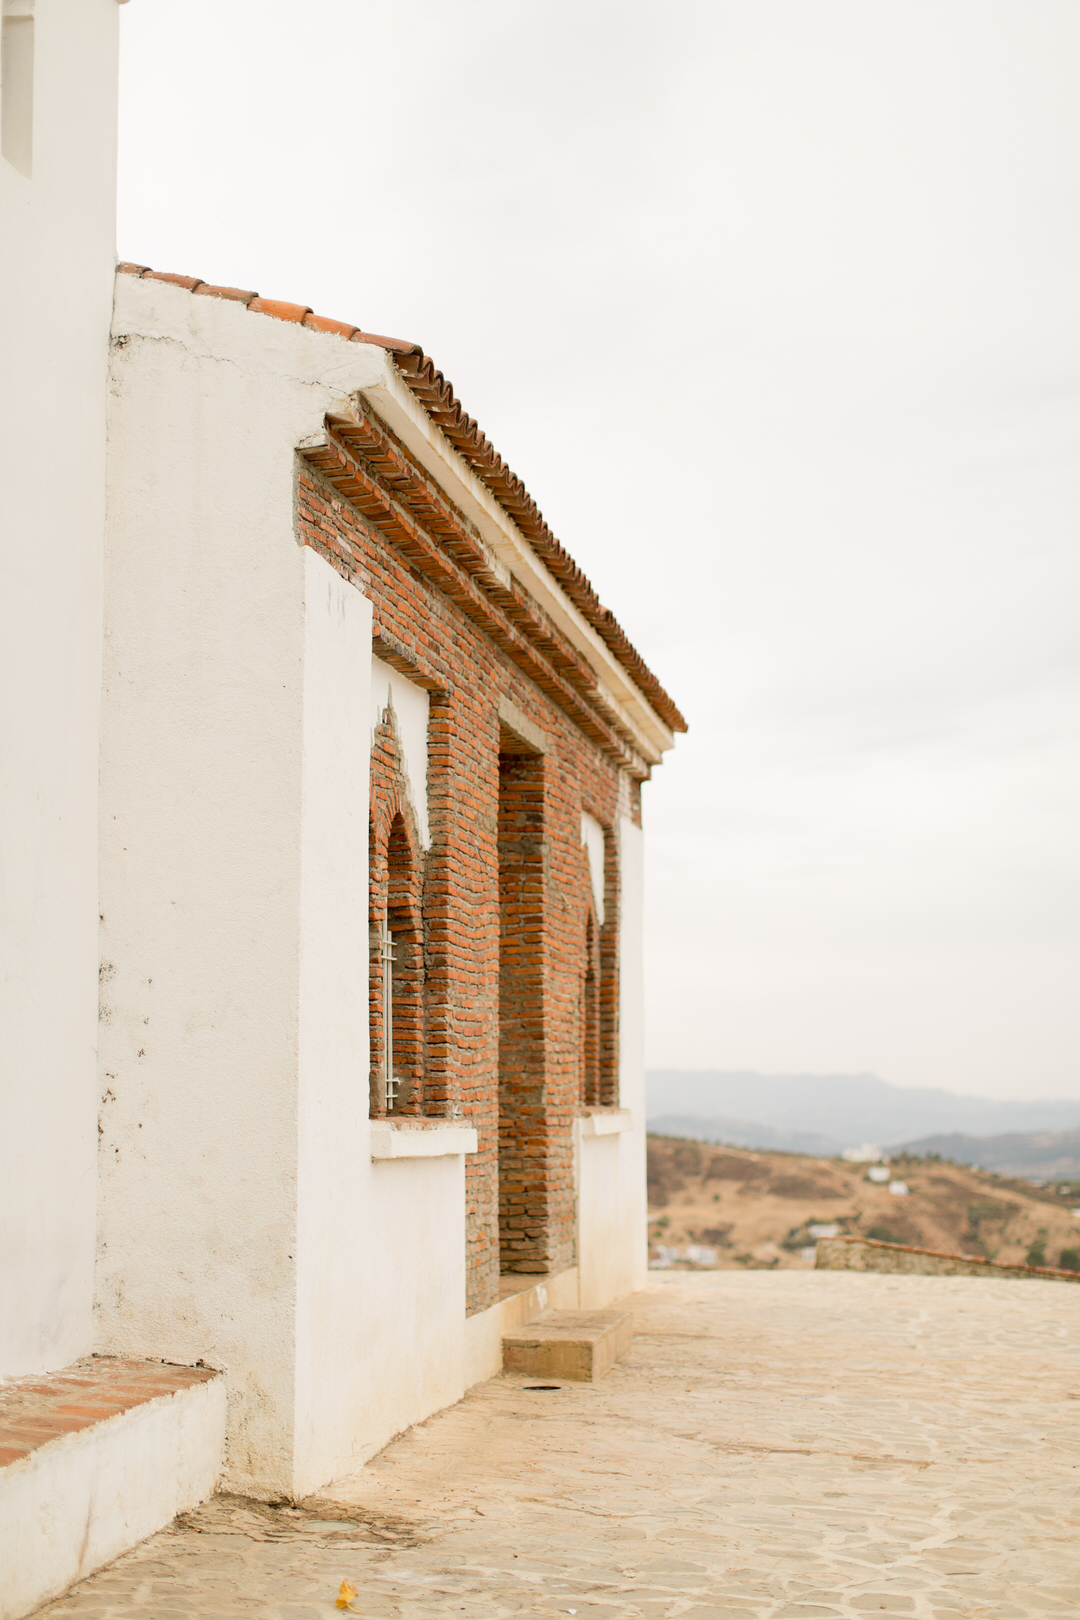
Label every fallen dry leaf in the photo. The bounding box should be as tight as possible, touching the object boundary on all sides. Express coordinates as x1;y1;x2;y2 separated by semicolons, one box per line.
336;1578;360;1611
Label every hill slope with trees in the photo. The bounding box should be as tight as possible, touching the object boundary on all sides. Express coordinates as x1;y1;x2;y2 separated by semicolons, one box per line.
647;1134;1080;1272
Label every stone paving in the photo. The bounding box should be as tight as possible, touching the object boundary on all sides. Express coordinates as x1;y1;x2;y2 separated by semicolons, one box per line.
36;1271;1080;1619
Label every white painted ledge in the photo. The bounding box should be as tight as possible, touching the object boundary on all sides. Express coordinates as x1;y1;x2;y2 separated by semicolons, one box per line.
0;1372;225;1620
370;1122;479;1160
578;1109;633;1138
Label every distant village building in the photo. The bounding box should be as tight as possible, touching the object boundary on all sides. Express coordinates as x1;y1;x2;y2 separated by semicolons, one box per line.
0;5;683;1614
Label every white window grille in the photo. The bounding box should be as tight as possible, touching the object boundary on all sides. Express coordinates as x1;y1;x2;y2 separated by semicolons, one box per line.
380;922;398;1111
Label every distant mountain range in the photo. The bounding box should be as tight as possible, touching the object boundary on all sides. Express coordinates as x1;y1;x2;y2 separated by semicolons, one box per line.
898;1128;1080;1181
646;1071;1080;1179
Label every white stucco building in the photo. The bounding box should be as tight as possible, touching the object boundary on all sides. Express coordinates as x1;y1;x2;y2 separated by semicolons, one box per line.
0;7;684;1616
1;0;119;1391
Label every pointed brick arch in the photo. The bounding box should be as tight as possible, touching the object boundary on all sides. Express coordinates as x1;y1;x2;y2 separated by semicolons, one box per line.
369;704;425;1117
582;896;601;1109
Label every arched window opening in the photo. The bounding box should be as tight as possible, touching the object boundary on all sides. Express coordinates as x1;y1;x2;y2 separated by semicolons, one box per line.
580;813;619;1109
582;906;601;1108
370;810;424;1117
597;826;620;1108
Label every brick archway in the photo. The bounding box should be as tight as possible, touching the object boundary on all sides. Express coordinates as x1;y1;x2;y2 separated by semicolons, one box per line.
369;705;425;1117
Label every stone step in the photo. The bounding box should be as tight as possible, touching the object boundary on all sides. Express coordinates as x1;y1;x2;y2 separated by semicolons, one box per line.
502;1309;632;1382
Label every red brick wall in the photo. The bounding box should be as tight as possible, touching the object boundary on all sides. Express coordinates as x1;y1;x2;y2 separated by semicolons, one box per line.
497;742;550;1272
296;425;634;1313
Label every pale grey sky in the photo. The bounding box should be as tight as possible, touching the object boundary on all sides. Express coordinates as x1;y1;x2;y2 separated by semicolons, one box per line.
118;1;1080;1100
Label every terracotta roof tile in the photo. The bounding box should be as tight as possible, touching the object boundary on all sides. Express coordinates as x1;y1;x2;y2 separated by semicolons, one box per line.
193;283;259;304
142;271;204;291
114;262;685;733
302;312;360;339
247;296;312;323
349;330;418;355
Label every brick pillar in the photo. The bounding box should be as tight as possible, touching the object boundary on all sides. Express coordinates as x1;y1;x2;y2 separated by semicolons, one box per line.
497;744;553;1273
429;692;501;1312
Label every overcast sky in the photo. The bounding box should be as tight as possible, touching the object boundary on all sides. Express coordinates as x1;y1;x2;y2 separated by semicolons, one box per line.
118;1;1080;1101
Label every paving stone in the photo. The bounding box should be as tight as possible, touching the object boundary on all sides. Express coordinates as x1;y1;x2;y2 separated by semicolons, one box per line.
30;1272;1080;1620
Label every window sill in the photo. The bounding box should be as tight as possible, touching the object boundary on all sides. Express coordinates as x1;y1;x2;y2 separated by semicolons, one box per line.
370;1121;479;1160
578;1108;633;1138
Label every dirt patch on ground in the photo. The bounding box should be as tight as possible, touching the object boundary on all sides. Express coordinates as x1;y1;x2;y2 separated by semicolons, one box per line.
647;1134;1080;1270
173;1493;433;1549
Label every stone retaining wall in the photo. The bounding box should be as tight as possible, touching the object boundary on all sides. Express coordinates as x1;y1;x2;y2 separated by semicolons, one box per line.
815;1234;1080;1282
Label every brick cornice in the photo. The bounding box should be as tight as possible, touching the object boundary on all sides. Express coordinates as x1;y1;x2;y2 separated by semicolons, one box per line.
328;406;623;699
391;346;686;736
116;262;685;739
300;425;650;774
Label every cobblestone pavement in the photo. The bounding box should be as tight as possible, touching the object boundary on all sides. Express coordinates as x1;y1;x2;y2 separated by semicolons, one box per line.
38;1272;1080;1619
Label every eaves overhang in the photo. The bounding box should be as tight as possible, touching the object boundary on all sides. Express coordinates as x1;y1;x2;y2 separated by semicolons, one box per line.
115;264;686;766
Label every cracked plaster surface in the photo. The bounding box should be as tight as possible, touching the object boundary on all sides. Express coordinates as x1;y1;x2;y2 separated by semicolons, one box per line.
37;1271;1080;1619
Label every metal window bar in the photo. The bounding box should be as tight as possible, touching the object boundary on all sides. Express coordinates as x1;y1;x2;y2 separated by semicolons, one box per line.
381;924;398;1111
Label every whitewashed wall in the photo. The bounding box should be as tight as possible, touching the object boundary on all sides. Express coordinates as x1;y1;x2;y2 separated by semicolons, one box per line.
294;560;466;1490
98;288;311;1492
618;814;648;1294
576;812;648;1306
99;278;474;1495
293;551;374;1489
0;0;120;1378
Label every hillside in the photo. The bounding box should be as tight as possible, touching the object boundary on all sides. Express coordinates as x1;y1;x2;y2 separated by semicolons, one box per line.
648;1114;844;1157
646;1133;1080;1271
646;1071;1080;1155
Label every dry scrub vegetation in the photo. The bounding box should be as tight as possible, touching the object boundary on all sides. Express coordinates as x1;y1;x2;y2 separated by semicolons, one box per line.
647;1133;1080;1270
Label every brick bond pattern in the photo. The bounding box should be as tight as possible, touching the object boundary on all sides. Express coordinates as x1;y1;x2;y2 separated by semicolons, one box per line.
298;417;635;1313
